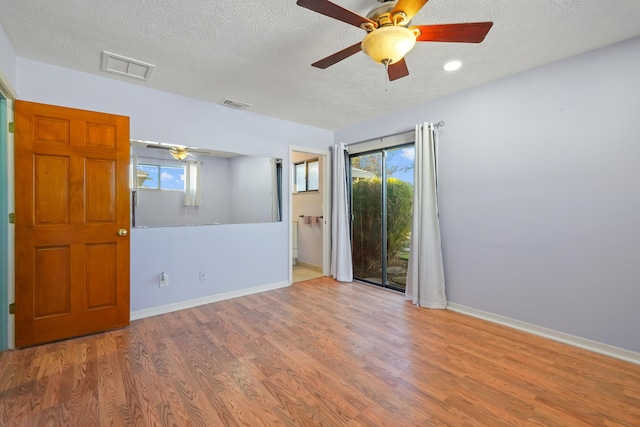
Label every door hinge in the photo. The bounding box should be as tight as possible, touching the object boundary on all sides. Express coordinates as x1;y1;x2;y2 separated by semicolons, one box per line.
9;303;15;315
8;122;14;133
8;213;15;224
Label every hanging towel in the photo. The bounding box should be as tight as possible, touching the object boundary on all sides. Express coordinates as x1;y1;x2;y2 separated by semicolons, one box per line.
304;216;311;224
311;216;319;226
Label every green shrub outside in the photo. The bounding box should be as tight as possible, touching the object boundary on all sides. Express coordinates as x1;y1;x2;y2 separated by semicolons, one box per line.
352;177;412;276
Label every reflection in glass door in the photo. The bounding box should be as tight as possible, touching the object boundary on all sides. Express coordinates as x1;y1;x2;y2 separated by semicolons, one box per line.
350;144;414;291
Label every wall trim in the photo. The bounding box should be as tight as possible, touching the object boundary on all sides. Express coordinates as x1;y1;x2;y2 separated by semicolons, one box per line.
130;280;290;321
4;99;14;350
295;261;322;272
0;96;7;351
0;68;17;100
447;302;640;366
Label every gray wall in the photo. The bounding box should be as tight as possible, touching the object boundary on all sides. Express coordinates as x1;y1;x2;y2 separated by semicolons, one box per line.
336;36;640;353
228;155;274;224
0;24;16;90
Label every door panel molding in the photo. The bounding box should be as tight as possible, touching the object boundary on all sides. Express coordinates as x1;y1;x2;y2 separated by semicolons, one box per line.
34;245;71;318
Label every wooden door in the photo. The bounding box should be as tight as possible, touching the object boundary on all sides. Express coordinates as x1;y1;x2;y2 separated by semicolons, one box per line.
14;100;130;347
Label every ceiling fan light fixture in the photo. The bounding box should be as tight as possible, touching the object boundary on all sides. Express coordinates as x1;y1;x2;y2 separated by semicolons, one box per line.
361;26;417;65
170;149;189;161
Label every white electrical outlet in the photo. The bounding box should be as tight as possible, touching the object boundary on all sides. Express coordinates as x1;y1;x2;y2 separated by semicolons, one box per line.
199;270;206;281
160;272;169;287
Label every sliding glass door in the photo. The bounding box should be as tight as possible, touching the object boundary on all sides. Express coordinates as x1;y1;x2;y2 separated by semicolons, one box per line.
350;144;414;291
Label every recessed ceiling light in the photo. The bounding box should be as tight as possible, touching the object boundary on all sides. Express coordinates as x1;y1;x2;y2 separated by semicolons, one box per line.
443;60;462;72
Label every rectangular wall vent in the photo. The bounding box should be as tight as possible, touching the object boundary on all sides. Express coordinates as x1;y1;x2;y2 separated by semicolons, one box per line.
219;98;252;110
101;51;155;81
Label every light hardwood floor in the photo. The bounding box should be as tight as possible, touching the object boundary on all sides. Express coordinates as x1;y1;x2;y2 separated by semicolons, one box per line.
293;264;323;283
1;277;639;426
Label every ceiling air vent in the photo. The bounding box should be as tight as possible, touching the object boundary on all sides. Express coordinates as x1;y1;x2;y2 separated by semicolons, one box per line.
101;51;155;81
219;98;252;110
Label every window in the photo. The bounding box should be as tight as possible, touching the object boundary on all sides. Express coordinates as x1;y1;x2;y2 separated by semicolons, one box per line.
294;159;319;192
138;164;185;191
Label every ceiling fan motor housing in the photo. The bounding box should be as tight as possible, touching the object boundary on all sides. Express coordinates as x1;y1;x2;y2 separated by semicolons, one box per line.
366;2;400;26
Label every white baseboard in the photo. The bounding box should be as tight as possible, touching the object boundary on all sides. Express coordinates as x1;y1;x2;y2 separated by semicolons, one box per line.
295;261;323;272
446;302;640;366
130;281;290;321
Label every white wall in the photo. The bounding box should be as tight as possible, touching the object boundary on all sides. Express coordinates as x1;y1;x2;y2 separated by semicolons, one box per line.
292;152;324;268
16;58;333;312
0;24;16;92
336;36;640;353
228;155;273;224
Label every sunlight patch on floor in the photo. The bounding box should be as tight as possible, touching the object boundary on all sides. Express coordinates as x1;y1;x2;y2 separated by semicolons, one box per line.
293;265;323;283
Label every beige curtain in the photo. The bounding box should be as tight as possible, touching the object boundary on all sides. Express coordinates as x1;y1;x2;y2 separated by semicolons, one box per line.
331;143;353;282
184;160;202;206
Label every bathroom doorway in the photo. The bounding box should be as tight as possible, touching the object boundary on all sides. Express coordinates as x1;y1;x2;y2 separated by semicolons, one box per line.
289;146;330;284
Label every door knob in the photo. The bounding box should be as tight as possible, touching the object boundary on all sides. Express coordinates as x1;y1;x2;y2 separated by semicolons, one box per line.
117;228;128;236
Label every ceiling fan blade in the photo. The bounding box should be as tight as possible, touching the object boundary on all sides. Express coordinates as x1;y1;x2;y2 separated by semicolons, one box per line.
388;58;409;81
297;0;375;29
413;22;494;43
312;42;362;69
391;0;430;22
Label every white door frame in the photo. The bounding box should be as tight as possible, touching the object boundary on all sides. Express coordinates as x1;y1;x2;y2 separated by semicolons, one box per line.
288;145;331;284
0;69;16;350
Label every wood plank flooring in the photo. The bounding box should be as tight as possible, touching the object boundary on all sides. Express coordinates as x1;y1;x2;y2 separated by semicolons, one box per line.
1;277;639;426
292;265;323;283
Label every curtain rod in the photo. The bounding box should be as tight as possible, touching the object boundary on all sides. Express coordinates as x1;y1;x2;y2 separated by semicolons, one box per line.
346;120;445;149
137;155;203;164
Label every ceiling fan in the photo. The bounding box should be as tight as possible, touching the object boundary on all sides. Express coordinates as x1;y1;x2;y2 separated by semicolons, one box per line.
297;0;493;81
144;143;195;161
168;146;195;161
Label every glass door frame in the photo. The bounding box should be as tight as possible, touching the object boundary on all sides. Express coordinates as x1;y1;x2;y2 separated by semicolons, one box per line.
349;142;414;292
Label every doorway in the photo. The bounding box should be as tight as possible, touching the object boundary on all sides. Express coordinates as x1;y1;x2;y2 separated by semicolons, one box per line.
289;146;330;284
350;143;415;291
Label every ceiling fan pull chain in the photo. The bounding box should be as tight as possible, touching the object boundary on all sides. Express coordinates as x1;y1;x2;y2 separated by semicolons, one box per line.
384;59;389;92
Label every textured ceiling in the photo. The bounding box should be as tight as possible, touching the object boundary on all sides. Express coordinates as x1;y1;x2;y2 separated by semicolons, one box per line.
1;0;640;130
